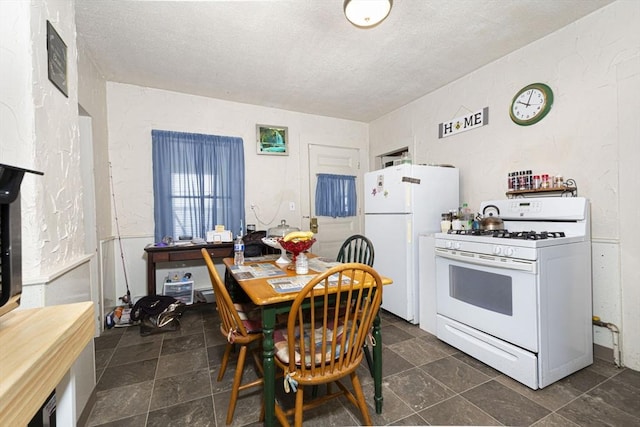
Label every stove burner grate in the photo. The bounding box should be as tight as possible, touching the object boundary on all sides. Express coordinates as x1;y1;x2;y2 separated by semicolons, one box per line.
448;229;566;240
508;231;566;240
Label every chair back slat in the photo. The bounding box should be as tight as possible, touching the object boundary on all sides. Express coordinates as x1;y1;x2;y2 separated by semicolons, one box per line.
336;234;375;266
201;249;249;337
285;263;383;379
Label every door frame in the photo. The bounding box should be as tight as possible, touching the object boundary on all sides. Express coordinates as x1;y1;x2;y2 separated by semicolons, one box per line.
304;143;367;258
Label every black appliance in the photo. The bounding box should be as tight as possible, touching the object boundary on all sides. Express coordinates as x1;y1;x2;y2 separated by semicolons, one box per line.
0;163;43;318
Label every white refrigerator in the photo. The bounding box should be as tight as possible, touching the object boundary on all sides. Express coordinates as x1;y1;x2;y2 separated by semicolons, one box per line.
364;164;459;324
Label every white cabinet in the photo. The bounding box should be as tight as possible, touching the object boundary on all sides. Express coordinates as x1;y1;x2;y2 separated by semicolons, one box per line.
418;234;437;334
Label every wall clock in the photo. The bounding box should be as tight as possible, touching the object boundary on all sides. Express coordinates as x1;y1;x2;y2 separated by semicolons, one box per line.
509;83;553;126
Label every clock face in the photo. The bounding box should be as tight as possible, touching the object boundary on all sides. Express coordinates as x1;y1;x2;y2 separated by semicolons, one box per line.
510;83;553;126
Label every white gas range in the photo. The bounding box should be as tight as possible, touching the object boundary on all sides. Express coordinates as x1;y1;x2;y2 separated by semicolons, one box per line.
434;197;593;389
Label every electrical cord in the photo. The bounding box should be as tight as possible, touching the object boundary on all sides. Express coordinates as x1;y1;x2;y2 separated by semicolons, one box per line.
250;203;281;227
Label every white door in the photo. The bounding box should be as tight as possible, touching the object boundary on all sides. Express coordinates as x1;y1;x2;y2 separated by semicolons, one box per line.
308;144;361;259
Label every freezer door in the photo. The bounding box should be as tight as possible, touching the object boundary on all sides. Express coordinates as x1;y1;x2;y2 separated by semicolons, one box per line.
364;165;412;214
365;213;415;322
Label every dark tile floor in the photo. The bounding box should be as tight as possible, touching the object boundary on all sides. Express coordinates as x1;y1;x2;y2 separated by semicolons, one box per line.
84;304;640;426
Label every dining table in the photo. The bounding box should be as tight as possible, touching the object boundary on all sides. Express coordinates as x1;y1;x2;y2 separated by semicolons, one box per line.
222;254;393;427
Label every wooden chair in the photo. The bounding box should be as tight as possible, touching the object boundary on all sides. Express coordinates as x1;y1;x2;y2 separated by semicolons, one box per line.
272;263;383;427
201;249;263;425
336;234;376;375
336;234;375;266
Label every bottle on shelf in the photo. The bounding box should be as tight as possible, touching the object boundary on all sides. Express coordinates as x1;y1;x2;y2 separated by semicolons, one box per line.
533;175;541;189
519;170;526;190
234;234;245;266
541;174;551;189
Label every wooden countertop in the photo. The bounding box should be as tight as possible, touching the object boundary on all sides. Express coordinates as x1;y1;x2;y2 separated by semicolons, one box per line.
0;301;94;426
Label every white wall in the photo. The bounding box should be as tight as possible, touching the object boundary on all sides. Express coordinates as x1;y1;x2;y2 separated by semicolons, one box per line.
104;83;369;301
0;1;34;167
369;1;640;369
28;0;87;275
77;35;112;242
1;0;97;419
1;0;95;301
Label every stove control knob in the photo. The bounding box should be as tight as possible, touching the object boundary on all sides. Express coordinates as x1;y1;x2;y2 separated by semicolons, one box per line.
505;247;515;257
493;246;502;255
446;241;462;250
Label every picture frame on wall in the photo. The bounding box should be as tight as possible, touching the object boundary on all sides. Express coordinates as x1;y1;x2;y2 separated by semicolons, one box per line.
256;124;288;156
46;21;68;97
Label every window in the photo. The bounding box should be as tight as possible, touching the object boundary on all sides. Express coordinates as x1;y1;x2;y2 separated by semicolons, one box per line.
152;130;244;242
315;173;357;218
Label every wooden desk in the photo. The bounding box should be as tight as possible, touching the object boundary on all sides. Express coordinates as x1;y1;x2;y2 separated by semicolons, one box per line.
0;301;94;426
223;256;392;427
144;243;234;295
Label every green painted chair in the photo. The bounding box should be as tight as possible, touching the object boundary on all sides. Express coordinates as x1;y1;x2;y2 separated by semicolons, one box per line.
336;234;376;376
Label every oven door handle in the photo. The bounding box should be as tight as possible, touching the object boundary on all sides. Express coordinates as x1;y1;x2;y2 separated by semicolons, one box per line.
435;248;537;272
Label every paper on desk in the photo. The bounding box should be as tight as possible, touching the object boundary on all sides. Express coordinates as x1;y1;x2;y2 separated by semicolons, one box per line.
243;254;280;262
307;257;341;273
230;262;287;281
267;274;355;293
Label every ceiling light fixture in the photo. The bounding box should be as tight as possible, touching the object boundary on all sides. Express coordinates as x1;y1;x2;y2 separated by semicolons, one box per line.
344;0;393;28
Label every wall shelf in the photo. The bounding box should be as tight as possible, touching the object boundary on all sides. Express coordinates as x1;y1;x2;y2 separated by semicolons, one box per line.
507;186;577;198
506;179;578;198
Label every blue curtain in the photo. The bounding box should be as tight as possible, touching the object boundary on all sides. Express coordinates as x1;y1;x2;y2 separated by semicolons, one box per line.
315;174;357;218
152;130;244;242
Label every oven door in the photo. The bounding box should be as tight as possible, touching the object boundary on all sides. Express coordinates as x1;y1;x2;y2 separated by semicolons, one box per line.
435;248;538;352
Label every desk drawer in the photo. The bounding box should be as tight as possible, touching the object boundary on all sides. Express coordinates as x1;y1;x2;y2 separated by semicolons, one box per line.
206;247;234;258
153;252;170;262
170;249;205;261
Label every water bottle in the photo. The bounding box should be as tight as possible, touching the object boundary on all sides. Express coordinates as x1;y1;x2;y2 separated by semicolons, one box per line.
234;235;245;266
462;203;473;230
295;252;308;275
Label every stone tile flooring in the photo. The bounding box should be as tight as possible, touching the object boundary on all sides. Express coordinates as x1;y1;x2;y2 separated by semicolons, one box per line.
83;305;640;426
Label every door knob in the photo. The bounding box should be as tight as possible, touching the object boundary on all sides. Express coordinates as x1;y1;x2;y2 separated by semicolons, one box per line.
310;217;318;233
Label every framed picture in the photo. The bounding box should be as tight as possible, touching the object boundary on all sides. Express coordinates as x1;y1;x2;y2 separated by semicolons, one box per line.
46;21;68;97
257;124;288;156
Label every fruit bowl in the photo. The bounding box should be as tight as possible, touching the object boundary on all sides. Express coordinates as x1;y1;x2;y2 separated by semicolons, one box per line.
277;238;316;263
261;237;291;265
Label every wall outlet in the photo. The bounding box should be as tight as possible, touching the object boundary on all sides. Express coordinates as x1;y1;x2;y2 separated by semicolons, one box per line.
289;201;295;211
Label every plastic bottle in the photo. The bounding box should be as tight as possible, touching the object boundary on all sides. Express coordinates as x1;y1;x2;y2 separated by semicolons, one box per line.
541;174;550;189
533;175;541;189
462;203;473;230
440;213;452;233
295;252;309;274
401;151;412;164
234;235;245;266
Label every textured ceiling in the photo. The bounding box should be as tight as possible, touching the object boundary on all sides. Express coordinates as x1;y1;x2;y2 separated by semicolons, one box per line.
75;0;613;122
